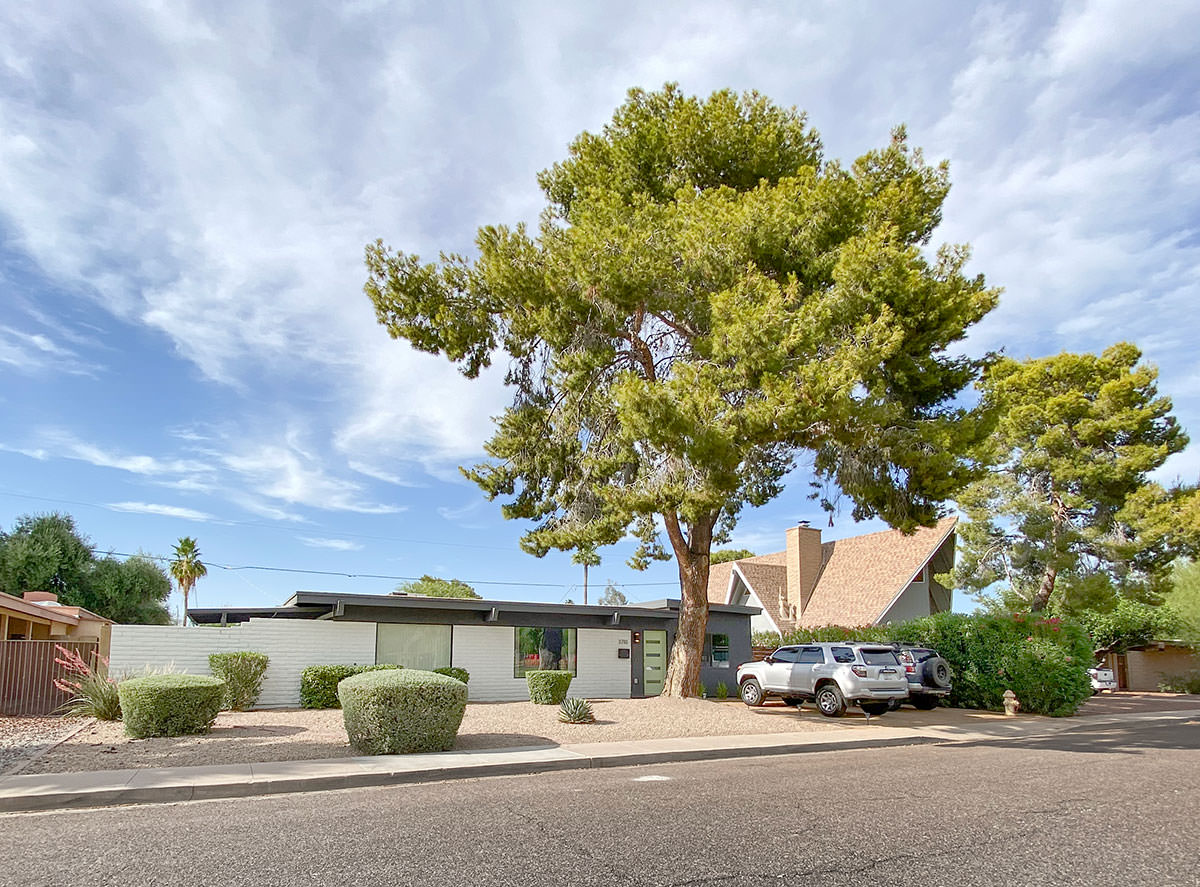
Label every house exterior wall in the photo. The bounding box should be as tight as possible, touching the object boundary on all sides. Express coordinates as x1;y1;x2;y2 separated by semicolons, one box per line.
109;620;377;707
877;575;933;625
451;625;632;702
1123;647;1200;691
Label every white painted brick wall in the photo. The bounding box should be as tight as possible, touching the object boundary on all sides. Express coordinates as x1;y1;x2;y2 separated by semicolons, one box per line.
451;625;631;702
109;620;376;708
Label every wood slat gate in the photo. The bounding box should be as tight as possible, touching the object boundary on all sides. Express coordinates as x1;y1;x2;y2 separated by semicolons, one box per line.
0;640;98;716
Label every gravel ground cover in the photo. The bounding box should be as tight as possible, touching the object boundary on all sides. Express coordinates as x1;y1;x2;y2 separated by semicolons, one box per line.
0;717;85;774
24;697;1005;775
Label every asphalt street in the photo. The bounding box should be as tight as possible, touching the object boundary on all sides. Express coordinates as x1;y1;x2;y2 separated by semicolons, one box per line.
2;718;1198;887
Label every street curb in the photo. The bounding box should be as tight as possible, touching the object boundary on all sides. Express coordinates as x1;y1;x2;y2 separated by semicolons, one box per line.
0;733;938;814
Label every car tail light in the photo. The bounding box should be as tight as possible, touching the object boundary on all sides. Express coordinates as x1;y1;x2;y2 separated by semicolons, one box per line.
905;665;915;673
852;665;868;677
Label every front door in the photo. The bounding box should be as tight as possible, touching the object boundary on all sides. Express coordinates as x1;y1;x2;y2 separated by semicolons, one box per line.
643;630;667;696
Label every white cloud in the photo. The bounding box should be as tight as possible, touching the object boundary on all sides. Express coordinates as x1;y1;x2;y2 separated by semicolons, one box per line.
299;536;364;552
108;501;216;521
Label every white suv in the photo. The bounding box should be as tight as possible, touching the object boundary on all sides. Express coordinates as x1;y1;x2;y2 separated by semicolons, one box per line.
737;643;909;717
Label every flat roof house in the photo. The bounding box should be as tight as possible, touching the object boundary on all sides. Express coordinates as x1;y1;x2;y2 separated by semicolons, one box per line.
108;591;759;706
707;517;958;634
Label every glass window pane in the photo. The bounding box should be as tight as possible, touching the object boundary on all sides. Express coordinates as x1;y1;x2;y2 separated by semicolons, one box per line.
798;647;825;664
376;623;452;670
772;648;798;663
514;627;577;677
710;633;730;668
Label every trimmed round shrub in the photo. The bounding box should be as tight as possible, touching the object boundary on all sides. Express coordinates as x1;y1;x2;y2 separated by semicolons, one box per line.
208;651;269;711
526;671;573;705
118;674;226;738
433;666;470;684
300;663;400;709
338;669;468;755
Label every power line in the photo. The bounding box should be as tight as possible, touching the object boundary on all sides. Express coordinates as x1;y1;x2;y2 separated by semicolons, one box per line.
101;549;680;590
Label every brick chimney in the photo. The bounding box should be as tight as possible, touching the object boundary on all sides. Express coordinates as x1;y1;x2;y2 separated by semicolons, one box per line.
23;591;59;604
785;521;822;619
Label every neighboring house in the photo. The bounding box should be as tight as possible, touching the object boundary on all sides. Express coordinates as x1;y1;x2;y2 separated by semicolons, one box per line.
108;591;760;706
0;591;113;655
1102;641;1200;692
707;517;958;633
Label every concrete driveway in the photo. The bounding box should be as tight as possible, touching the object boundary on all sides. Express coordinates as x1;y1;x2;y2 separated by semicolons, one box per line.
1077;690;1200;716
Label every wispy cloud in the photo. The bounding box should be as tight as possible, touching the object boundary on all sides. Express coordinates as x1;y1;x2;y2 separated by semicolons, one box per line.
299;536;364;552
108;501;216;522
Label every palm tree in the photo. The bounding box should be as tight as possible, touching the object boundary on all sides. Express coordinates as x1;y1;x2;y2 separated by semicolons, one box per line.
169;537;207;626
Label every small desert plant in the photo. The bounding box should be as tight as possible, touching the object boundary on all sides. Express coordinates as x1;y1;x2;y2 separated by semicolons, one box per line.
558;697;595;724
339;669;468;754
433;666;470;684
118;674;226;738
208;651;269;711
526;671;573;704
715;682;729;700
54;645;121;720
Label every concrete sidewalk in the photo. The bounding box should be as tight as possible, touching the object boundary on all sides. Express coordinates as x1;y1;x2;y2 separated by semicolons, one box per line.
2;708;1196;814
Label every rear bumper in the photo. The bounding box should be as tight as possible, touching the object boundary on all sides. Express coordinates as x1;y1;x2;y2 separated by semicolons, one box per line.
908;685;951;697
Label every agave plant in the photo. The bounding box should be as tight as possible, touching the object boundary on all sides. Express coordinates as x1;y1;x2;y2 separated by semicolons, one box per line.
558;697;595;724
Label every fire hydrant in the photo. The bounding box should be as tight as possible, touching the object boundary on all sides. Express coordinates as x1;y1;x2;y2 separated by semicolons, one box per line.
1002;689;1021;717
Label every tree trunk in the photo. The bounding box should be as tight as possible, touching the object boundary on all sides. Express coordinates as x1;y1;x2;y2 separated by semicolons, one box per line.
661;513;714;698
182;585;189;626
1030;566;1056;613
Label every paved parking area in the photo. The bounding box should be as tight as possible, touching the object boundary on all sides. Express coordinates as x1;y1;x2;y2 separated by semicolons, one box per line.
1077;691;1199;716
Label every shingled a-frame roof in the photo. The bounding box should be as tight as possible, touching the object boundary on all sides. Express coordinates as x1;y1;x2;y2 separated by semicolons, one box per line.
707;517;957;633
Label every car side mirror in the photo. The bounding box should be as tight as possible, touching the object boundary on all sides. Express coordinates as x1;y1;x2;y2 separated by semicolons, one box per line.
763;656;775;664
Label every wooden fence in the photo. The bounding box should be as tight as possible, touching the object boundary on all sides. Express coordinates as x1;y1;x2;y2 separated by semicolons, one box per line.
0;640;99;716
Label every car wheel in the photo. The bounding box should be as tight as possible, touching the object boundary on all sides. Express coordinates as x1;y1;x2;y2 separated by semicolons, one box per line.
781;697;803;707
912;695;939;710
814;684;847;717
860;702;890;716
740;678;765;707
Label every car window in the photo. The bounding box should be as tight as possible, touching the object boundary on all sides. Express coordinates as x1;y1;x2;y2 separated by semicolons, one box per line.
860;649;901;666
771;647;798;663
912;649;936;663
830;646;856;663
798;646;825;664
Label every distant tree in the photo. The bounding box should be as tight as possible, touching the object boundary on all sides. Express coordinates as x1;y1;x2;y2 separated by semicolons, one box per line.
1165;560;1200;643
169;537;208;624
366;85;998;695
1077;597;1180;653
710;549;756;565
397;575;481;599
0;513;94;597
83;555;172;625
598;582;629;606
954;345;1189;613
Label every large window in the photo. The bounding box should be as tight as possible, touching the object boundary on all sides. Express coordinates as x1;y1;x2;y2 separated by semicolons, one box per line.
703;633;731;668
376;623;452;670
514;627;577;677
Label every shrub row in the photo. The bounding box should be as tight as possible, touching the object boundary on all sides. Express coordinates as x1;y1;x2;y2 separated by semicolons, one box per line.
1159;671;1200;694
433;666;470;684
526;671;573;704
118;674;225;738
339;668;468;754
208;652;270;711
756;611;1094;717
300;664;401;709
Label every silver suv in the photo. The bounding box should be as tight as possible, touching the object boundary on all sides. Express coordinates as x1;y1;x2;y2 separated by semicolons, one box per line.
737;643;909;717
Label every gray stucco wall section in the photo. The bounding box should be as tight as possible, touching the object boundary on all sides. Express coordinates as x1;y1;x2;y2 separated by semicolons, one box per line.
664;610;753;695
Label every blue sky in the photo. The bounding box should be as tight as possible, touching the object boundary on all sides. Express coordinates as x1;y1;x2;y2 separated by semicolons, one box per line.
1;1;1198;618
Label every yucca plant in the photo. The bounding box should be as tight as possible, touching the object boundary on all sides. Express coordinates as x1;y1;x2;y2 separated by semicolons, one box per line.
558;697;595;724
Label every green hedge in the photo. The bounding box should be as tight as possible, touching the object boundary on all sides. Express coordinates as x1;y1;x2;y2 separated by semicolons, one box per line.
118;674;226;738
300;664;400;709
756;611;1094;717
433;666;470;684
338;669;468;754
208;651;269;711
526;671;573;704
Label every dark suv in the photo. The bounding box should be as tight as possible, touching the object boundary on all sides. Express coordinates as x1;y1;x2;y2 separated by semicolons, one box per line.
890;645;952;709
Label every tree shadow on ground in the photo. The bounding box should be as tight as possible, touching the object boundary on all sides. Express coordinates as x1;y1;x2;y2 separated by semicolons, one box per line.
453;732;561;750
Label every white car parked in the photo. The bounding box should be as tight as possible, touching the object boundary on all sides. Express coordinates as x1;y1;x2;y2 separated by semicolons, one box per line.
1088;666;1118;694
737;642;909;717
